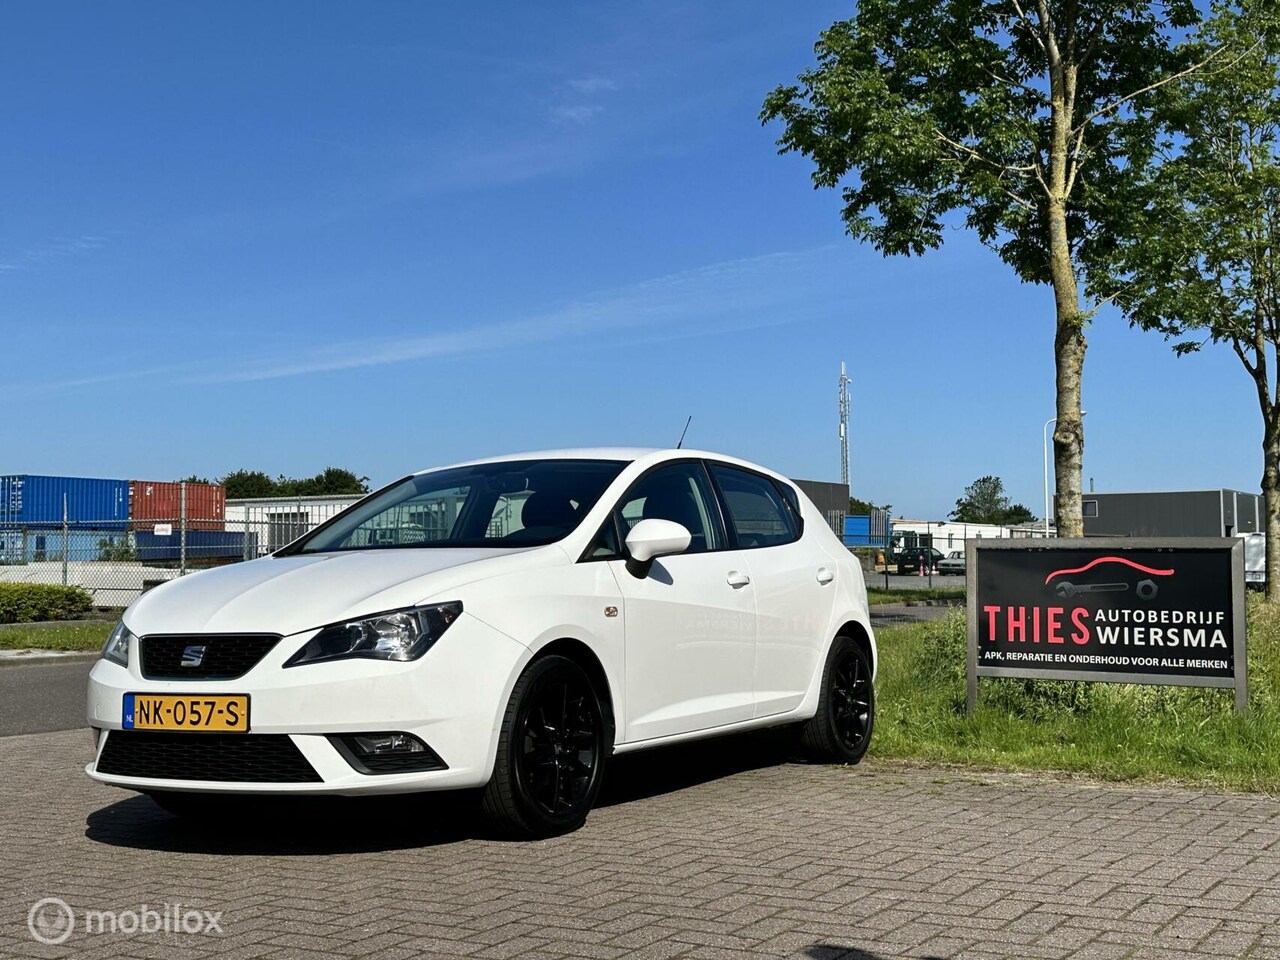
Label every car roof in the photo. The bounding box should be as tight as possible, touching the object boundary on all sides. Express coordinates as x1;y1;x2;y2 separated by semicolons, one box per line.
413;448;793;483
415;448;658;472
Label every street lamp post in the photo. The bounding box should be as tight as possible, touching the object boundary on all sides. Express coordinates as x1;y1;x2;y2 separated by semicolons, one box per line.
1043;412;1086;538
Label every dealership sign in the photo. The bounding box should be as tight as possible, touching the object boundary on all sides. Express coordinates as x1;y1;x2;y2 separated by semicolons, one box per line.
966;538;1247;712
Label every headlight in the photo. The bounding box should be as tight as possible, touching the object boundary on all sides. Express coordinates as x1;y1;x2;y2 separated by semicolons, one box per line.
284;602;462;667
102;622;133;667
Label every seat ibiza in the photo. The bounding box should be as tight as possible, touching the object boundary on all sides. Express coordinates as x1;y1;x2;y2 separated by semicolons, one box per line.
86;449;877;836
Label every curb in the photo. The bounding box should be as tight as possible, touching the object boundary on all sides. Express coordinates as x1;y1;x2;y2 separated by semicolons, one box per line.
0;651;99;667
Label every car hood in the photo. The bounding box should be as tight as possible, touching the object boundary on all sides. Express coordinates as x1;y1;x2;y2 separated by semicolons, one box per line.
124;546;564;637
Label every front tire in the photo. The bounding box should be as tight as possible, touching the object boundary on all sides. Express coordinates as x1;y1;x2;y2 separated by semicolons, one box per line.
482;655;607;838
800;636;874;764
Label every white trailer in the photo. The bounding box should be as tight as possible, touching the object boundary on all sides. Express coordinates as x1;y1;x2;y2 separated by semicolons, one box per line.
1239;532;1265;589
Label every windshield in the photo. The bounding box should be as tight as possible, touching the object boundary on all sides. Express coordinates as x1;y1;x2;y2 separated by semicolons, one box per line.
288;459;627;553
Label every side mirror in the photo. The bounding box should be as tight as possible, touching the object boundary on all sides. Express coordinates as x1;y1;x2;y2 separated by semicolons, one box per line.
624;518;692;574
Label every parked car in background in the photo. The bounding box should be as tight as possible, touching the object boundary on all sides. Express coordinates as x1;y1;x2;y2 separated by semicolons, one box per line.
1239;532;1265;590
86;449;877;838
896;546;944;575
937;550;966;576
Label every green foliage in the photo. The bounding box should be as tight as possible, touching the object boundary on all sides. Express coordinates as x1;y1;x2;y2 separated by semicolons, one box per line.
96;538;137;562
874;596;1280;792
220;470;277;500
760;0;1197;293
220;468;371;500
950;475;1038;524
850;495;891;515
0;583;94;624
1113;1;1280;353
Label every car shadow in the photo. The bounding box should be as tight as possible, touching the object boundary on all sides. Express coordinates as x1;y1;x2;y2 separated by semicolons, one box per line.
806;948;912;960
597;726;801;807
84;789;499;854
85;727;803;855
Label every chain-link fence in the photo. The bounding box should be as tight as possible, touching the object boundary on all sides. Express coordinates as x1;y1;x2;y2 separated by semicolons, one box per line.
0;495;362;608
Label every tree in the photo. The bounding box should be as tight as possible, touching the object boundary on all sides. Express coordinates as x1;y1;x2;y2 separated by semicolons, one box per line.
951;475;1038;524
219;468;371;500
220;470;277;500
849;495;892;515
1112;1;1280;597
308;467;371;497
762;0;1227;536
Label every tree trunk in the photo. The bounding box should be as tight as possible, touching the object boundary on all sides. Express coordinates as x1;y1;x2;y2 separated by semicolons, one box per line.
1046;199;1087;538
1053;323;1087;537
1263;424;1279;602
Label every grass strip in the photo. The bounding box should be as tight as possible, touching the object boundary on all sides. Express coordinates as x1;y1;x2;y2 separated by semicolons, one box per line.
871;597;1280;793
867;586;966;605
0;622;113;652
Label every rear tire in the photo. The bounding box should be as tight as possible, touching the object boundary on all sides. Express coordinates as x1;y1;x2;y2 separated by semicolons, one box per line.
481;655;606;838
800;636;874;764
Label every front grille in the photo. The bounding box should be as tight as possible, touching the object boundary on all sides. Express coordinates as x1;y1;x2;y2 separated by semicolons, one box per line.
96;731;322;782
140;634;280;679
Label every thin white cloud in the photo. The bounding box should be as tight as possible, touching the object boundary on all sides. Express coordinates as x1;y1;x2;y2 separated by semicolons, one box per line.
185;246;827;384
0;234;109;273
546;75;617;126
549;104;604;125
8;246;834;397
567;76;617;95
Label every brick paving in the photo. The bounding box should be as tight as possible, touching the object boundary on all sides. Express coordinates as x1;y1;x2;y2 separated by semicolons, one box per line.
2;729;1280;959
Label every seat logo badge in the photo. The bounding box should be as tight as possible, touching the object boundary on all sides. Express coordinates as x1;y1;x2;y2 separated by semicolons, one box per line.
180;644;208;668
604;606;618;618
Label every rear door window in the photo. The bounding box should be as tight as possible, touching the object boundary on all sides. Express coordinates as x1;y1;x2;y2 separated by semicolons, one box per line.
708;464;799;549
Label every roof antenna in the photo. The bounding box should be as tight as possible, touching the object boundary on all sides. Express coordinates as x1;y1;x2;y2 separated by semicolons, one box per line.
676;416;693;449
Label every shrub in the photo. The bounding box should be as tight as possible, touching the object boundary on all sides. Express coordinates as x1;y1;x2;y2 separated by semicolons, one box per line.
0;583;94;623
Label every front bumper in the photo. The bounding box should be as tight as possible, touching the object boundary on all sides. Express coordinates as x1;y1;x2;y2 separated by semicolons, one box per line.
84;613;527;796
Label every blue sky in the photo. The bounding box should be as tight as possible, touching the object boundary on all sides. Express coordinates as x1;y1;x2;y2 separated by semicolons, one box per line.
0;2;1260;518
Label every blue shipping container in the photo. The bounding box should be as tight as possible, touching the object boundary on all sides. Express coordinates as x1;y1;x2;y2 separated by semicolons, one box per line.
134;529;248;563
0;475;130;530
844;514;871;547
0;529;129;563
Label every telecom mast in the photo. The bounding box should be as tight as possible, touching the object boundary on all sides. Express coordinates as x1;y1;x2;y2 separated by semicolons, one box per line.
838;361;851;489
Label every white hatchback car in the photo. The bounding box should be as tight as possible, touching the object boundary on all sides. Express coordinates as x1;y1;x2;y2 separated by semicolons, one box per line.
86;449;876;836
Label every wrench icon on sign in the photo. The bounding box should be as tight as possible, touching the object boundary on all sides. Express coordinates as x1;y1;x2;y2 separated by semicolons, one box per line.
1053;581;1128;599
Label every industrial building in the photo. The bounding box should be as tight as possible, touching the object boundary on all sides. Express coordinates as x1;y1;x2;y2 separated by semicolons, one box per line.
1081;489;1262;538
224;495;362;554
792;479;848;536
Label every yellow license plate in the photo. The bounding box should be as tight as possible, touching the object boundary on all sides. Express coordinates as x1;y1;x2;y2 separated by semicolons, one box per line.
123;693;250;732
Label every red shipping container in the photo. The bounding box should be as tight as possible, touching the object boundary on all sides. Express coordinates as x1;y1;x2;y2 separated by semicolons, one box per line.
129;481;226;531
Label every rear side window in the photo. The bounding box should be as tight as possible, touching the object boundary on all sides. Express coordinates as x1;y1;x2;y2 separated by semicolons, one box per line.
709;464;799;549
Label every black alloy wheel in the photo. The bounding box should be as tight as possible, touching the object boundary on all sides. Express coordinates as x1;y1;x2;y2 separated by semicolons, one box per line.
828;646;873;754
483;655;606;837
799;636;875;764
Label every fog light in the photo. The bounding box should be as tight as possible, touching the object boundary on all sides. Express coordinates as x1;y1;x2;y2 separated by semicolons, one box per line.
350;733;424;756
329;732;448;775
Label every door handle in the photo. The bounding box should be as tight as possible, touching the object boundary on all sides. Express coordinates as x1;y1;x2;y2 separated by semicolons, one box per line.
726;570;751;588
816;567;835;585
